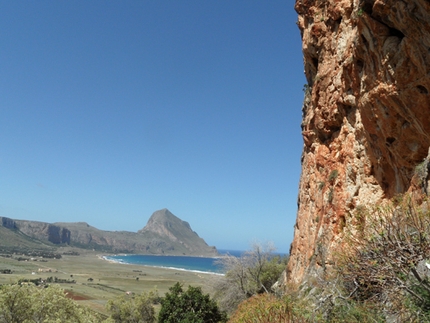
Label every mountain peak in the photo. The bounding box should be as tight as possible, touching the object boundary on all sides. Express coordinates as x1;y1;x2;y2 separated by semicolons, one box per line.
0;210;217;256
138;209;217;255
140;209;192;236
150;208;175;219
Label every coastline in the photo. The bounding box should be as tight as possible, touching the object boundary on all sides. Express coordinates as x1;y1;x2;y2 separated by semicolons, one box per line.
101;254;225;276
1;250;222;315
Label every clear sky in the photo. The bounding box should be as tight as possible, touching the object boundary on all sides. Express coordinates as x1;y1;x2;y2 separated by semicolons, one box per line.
0;1;305;253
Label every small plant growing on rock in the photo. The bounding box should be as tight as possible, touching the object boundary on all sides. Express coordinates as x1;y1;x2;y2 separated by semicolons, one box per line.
302;83;311;94
328;169;339;182
414;159;429;189
327;187;334;203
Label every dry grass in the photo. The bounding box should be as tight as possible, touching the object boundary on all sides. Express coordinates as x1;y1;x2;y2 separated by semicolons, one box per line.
0;248;216;315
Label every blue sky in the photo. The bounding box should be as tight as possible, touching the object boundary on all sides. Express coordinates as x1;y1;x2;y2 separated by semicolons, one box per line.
0;1;305;253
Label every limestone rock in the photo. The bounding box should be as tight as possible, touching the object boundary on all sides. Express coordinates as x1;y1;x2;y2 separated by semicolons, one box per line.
1;217;17;229
14;220;71;245
288;0;430;284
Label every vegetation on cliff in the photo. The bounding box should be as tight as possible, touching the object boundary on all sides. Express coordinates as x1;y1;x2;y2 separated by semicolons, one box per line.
228;195;430;322
211;243;288;314
338;195;430;321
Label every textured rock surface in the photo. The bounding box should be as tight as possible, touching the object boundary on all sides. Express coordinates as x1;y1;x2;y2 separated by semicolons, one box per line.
14;220;71;244
287;0;430;285
1;217;17;230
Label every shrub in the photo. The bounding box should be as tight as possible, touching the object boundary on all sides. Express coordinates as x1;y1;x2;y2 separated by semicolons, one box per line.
0;283;101;323
158;282;227;323
414;159;429;189
338;194;430;319
228;293;311;323
212;243;287;314
325;299;385;323
106;289;158;323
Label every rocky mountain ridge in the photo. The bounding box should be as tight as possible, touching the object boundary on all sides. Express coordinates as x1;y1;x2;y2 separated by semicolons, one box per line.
287;0;430;285
0;209;218;256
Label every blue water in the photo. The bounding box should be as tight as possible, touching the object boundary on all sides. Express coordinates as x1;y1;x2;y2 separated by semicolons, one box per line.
103;249;288;275
103;249;244;275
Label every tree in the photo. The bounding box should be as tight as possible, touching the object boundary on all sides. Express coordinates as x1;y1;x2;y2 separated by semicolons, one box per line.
0;283;101;323
158;282;227;323
212;243;287;314
106;289;158;323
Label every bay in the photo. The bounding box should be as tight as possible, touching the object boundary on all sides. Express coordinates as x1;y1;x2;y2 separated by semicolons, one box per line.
103;250;244;275
103;250;287;275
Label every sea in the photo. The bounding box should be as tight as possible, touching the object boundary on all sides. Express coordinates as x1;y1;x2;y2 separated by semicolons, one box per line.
103;250;288;275
103;249;245;275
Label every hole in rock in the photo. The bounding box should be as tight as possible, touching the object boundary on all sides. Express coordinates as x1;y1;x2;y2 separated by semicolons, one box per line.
417;85;429;94
330;125;341;134
356;59;364;73
331;17;342;32
382;179;389;191
361;0;374;15
361;35;368;46
311;57;319;71
388;27;405;40
343;104;353;115
386;137;396;145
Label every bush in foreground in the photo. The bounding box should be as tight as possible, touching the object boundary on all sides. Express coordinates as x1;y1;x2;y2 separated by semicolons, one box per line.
0;283;101;323
106;289;158;323
339;194;430;320
228;293;311;323
158;282;227;323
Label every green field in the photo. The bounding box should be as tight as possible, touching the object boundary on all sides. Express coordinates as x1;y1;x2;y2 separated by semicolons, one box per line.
0;247;218;315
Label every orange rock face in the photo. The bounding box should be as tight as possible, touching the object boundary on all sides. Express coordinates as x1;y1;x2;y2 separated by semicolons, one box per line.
287;0;430;285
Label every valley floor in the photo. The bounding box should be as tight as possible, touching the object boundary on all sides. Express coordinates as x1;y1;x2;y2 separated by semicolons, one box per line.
0;247;216;315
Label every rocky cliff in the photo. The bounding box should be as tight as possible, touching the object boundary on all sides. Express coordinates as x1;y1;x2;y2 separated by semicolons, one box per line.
0;209;218;256
10;219;71;244
287;0;430;285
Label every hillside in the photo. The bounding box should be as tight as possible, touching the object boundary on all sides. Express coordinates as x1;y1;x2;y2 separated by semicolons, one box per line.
0;209;218;256
0;226;55;252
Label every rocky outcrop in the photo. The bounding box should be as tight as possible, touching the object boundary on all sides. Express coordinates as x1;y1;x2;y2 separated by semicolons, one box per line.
1;217;17;229
138;208;218;255
288;0;430;285
1;209;218;256
13;220;71;245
